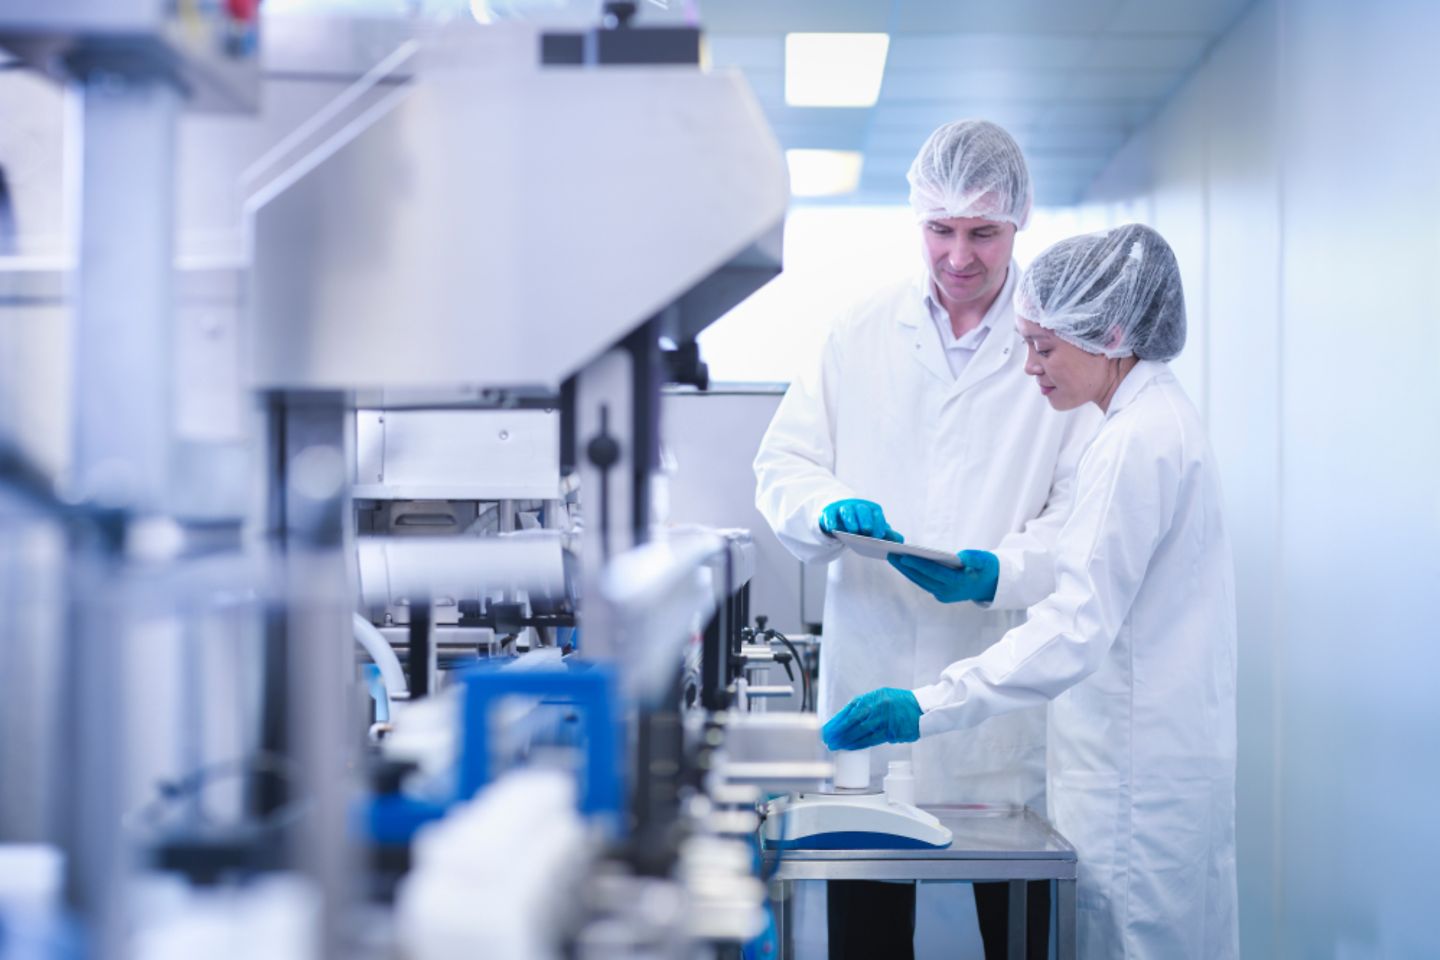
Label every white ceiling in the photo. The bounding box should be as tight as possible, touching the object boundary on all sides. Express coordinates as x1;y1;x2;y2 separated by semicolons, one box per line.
701;0;1256;206
0;0;1257;208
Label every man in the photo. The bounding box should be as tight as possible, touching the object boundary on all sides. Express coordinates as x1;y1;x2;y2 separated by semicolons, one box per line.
753;120;1099;960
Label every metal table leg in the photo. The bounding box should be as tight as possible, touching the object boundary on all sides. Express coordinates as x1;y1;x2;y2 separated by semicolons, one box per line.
1007;879;1028;960
1056;879;1077;960
771;878;794;960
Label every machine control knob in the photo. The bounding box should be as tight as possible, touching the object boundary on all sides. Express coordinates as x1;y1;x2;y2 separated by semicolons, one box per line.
586;432;621;469
603;2;638;28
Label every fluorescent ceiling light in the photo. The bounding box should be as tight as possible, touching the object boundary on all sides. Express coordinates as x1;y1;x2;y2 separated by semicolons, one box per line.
786;149;864;198
785;33;890;107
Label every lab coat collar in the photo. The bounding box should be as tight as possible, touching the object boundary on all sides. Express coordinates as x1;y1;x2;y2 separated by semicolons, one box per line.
902;262;1020;393
1104;359;1171;419
900;259;1019;331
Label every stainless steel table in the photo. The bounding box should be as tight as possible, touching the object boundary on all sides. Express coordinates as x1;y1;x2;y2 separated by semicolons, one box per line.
762;804;1077;960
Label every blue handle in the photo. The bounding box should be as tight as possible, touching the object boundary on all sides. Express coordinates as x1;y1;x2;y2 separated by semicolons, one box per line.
459;665;623;826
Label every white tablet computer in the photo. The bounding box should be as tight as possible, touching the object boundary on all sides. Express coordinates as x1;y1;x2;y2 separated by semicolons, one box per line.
831;530;965;569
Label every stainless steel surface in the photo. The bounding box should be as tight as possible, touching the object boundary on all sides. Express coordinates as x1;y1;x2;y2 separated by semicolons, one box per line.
68;72;178;512
597;530;723;706
377;624;499;649
716;762;835;789
53;64;182;960
248;22;786;390
576;344;636;665
1007;880;1027;960
0;522;63;842
1054;880;1077;960
710;712;830;792
741;685;793;698
279;397;357;960
1058;876;1078;957
768;858;1076;883
765;805;1078;960
354;532;568;607
353;409;561;501
764;805;1076;867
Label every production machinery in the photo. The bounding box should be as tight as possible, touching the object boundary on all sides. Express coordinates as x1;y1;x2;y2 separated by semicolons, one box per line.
0;2;835;956
0;3;263;959
243;6;832;960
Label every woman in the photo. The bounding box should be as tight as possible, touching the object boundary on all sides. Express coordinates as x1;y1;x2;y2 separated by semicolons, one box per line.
822;223;1239;958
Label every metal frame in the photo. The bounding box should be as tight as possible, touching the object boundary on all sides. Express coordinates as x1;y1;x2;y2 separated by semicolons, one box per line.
764;806;1078;960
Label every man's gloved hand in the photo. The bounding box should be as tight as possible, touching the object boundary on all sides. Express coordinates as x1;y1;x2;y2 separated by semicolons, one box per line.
888;549;999;604
818;499;904;543
821;688;923;751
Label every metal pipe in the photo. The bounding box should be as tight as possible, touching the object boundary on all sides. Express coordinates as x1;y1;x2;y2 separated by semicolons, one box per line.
56;55;181;960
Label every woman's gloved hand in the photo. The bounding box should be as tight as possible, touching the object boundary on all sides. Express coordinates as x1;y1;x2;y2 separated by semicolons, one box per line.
821;688;923;750
818;498;904;542
889;549;999;604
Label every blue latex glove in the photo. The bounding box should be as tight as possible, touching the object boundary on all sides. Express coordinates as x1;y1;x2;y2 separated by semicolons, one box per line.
822;688;923;751
888;549;999;604
818;498;903;542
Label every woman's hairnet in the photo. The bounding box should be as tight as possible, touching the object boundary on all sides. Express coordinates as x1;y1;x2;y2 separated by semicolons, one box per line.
1014;223;1187;361
907;120;1032;228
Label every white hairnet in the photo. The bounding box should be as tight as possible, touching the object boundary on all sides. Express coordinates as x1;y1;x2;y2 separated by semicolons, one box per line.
907;120;1032;228
1014;223;1186;361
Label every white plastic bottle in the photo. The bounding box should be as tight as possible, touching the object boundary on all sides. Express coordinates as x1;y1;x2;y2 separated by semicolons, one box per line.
883;760;916;806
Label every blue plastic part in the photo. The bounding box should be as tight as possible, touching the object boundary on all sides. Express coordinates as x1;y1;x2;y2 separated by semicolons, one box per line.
765;831;945;851
459;664;622;824
743;903;780;959
0;903;84;960
353;794;448;846
363;664;389;723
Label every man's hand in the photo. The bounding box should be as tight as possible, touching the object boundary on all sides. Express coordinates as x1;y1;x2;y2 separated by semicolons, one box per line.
819;499;904;543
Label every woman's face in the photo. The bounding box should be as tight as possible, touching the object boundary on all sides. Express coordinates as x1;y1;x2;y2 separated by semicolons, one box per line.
1016;316;1115;411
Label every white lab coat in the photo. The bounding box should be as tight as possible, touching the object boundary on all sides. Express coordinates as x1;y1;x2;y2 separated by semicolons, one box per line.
912;361;1239;958
753;268;1099;806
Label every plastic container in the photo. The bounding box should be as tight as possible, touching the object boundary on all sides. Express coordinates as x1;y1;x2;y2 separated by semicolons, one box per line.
832;749;870;790
883;760;915;806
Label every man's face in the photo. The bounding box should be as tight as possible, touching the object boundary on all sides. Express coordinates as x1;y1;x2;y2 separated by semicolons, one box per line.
920;216;1017;313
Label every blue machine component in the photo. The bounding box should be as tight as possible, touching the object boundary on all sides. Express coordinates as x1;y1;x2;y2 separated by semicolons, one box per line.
363;664;389;723
354;793;448;846
764;831;940;851
743;905;779;960
459;664;623;824
354;663;622;847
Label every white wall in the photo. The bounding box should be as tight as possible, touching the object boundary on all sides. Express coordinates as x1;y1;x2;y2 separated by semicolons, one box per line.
699;205;1103;384
1081;1;1440;955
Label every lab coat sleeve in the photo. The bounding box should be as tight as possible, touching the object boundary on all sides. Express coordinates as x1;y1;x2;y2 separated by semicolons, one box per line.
752;327;860;564
985;405;1101;610
912;417;1177;733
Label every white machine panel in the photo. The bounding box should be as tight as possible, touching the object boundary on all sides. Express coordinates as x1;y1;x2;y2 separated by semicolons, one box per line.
247;21;787;391
353;409;561;501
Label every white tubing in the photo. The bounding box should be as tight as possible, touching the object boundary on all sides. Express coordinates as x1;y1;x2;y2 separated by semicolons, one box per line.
354;612;410;702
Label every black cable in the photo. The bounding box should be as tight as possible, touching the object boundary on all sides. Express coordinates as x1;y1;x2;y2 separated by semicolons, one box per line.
127;753;306;835
769;630;811;713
